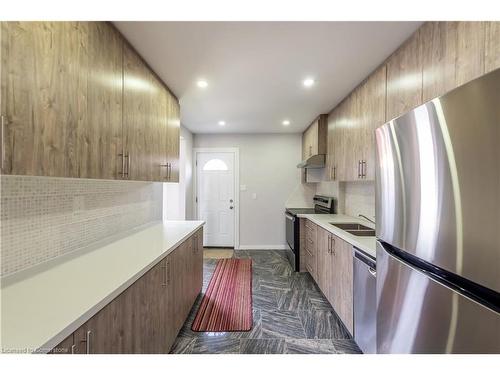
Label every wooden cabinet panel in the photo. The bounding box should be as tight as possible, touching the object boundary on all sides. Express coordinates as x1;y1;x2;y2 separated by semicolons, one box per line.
386;30;423;121
332;104;346;181
50;230;203;354
315;225;330;295
360;65;386;180
301;115;327;162
149;74;169;182
455;22;485;87
332;236;354;334
485;22;500;73
79;22;123;179
122;44;154;181
1;22;88;177
421;22;458;102
305;222;318;279
1;21;179;182
167;93;180;182
341;91;362;181
308;223;354;336
325;110;336;181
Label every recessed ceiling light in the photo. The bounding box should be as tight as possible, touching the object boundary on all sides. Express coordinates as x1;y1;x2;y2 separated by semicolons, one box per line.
282;120;291;126
196;79;208;88
218;121;226;126
303;78;315;87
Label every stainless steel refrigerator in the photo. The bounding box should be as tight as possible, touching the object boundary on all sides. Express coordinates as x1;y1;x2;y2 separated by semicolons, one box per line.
375;68;500;354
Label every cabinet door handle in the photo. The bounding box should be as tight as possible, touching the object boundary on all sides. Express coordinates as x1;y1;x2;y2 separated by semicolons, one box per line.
1;115;5;170
161;261;168;286
362;160;367;178
309;145;312;157
118;153;125;178
357;160;361;178
333;166;336;180
331;236;336;255
160;164;169;180
327;235;331;253
126;153;131;178
166;260;171;285
82;330;92;354
71;344;76;354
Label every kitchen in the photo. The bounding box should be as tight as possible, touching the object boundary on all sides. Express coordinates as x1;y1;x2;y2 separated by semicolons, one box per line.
1;1;499;373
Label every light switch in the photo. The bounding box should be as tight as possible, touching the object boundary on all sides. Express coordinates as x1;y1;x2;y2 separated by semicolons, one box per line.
240;185;247;191
252;193;257;200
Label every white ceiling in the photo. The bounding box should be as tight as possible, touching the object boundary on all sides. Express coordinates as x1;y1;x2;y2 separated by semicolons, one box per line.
114;22;422;134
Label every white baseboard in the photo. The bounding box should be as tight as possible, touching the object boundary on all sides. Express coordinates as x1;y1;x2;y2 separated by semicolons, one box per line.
236;245;287;250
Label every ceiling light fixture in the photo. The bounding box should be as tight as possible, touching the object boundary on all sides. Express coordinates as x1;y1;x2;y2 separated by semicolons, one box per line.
282;120;291;126
196;79;208;88
218;121;226;126
303;78;315;87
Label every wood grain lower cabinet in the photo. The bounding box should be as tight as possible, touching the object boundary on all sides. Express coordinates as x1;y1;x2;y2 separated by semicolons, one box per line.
306;220;354;335
50;229;203;354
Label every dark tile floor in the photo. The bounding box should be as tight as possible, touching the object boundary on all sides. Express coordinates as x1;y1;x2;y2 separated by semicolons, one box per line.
170;250;362;354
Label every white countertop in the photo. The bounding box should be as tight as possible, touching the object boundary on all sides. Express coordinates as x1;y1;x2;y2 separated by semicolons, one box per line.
296;214;376;258
0;220;204;354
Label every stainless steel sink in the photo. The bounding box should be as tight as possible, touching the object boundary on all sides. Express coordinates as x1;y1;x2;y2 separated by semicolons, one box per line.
330;222;375;237
345;229;376;237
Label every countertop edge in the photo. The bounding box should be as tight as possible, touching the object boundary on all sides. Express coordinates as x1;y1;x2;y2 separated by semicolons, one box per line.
38;220;205;353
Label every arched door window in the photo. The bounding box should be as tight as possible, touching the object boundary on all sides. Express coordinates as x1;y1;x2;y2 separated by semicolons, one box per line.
202;159;228;171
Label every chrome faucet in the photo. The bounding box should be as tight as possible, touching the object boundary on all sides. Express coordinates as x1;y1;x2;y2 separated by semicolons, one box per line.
358;214;375;225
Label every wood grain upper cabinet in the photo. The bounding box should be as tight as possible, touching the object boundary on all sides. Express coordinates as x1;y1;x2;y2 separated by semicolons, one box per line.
421;22;459;102
79;22;123;179
1;22;88;177
326;108;339;181
332;102;347;181
386;30;423;121
301;115;327;160
359;65;386;181
166;93;180;182
485;22;500;73
421;22;486;102
122;43;163;182
149;74;169;182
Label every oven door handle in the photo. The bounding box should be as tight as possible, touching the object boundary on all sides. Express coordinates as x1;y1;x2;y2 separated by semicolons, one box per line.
285;213;296;222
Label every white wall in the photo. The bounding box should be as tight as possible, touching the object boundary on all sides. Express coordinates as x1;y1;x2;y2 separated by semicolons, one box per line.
194;133;313;249
163;126;194;220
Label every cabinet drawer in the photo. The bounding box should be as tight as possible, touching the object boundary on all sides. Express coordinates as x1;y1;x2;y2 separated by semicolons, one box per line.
305;221;317;236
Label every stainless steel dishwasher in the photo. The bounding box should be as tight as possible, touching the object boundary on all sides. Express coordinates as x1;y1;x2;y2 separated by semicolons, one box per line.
353;247;377;354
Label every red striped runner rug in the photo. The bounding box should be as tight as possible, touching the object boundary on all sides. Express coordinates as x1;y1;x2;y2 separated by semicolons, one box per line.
192;258;252;332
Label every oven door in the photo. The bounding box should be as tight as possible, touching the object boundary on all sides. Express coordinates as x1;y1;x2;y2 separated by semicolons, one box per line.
285;213;295;250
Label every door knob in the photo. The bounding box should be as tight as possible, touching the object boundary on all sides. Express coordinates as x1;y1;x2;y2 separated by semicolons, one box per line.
229;206;234;209
229;199;233;203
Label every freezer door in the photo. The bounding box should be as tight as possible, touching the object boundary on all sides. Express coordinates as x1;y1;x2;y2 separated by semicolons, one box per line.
375;68;500;292
376;242;500;354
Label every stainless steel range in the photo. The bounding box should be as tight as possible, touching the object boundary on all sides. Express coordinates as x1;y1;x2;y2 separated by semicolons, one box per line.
285;195;335;271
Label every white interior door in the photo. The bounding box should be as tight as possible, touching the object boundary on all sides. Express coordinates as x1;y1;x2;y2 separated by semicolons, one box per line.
197;152;235;247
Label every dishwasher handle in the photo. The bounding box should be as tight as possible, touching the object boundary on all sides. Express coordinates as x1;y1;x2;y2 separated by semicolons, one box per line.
353;247;376;270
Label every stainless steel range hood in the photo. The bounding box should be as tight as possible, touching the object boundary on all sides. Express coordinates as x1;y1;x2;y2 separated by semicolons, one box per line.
296;154;325;169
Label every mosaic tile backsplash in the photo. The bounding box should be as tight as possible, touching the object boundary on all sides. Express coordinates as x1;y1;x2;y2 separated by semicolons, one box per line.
0;175;163;276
